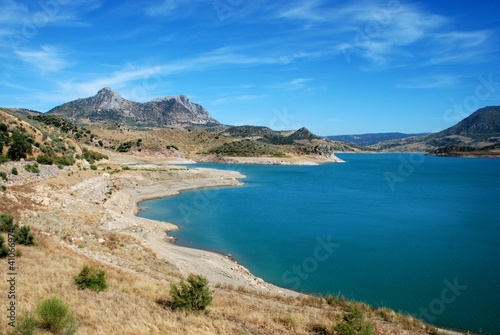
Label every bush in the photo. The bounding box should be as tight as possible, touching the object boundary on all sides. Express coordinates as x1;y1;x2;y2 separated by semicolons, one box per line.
116;141;133;152
333;305;373;335
90;164;97;170
0;154;8;164
36;154;53;165
7;130;32;161
35;297;77;334
0;171;7;181
24;163;40;174
0;235;9;258
11;313;36;335
74;265;108;292
53;155;74;166
0;213;17;232
14;225;35;246
170;274;212;312
11;167;18;175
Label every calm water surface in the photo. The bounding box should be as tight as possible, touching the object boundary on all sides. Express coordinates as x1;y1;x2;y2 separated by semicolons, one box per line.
139;154;500;334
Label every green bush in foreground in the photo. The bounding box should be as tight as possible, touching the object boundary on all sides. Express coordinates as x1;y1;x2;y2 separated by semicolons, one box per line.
14;225;35;246
0;213;17;233
170;274;212;312
334;304;373;335
74;265;108;292
35;297;77;334
11;313;36;335
0;235;9;258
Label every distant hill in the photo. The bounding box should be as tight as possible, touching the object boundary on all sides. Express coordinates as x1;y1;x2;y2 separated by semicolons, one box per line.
47;87;220;129
326;132;428;146
369;106;500;152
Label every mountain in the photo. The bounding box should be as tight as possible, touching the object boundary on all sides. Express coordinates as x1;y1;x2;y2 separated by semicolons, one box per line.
326;132;428;146
47;88;220;128
370;106;500;152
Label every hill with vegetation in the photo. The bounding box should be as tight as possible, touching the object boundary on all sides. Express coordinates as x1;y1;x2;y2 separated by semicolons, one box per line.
326;132;429;146
369;106;500;153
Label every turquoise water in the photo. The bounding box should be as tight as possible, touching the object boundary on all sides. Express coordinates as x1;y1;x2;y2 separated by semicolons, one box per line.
138;154;500;334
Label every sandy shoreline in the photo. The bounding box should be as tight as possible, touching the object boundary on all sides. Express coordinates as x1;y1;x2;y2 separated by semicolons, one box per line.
98;164;300;295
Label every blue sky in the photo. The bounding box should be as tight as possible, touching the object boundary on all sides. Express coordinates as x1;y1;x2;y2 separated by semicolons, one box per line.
0;0;499;135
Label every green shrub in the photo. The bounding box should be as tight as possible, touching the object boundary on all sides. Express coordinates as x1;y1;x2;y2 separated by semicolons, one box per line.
0;171;7;181
90;164;97;170
14;225;35;246
11;313;36;335
74;265;108;292
0;213;17;232
0;154;8;164
24;163;40;174
0;185;6;191
333;305;373;335
11;167;18;175
35;297;77;334
36;154;53;165
116;141;133;152
169;274;212;312
0;235;9;258
7;130;32;161
53;155;74;166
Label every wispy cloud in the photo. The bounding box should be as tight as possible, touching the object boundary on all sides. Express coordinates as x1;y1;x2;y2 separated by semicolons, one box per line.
394;74;462;89
15;46;68;73
278;0;492;68
145;0;177;17
212;94;267;105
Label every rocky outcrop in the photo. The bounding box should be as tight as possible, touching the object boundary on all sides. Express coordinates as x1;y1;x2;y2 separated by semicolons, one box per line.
47;88;220;128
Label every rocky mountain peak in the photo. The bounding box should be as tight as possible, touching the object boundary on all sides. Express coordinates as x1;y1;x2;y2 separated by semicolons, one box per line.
47;88;220;128
92;87;128;110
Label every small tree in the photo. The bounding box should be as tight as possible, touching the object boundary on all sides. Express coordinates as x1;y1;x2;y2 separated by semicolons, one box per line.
35;296;77;334
0;213;17;232
0;235;8;258
169;274;212;312
14;225;35;246
7;130;32;161
74;265;108;292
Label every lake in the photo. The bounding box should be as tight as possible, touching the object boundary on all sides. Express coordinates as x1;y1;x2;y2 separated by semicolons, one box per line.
138;153;500;334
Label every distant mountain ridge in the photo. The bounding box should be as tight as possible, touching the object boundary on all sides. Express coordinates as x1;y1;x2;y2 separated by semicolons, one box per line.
326;132;428;146
47;88;219;128
370;106;500;151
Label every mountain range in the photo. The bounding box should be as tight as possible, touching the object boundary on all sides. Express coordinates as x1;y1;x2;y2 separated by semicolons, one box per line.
326;133;429;146
369;106;500;151
47;88;219;128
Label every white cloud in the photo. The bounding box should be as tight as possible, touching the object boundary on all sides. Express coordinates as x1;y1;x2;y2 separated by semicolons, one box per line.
394;75;462;89
278;1;492;67
15;46;68;73
145;0;177;16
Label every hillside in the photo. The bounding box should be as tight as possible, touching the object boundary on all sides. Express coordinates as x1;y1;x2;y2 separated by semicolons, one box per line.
369;106;500;152
47;88;219;129
1;146;442;335
326;132;428;146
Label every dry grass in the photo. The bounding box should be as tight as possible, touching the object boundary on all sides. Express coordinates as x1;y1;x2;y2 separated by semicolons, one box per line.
0;232;436;335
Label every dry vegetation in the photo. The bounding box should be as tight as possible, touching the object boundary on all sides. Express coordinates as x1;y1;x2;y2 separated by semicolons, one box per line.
0;231;437;335
0;109;447;334
0;164;442;335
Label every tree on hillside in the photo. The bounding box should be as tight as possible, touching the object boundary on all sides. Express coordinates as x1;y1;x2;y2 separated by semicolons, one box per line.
7;130;32;161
